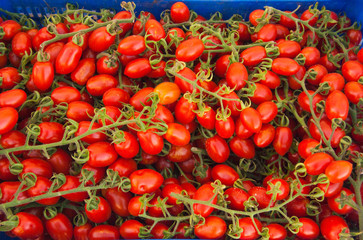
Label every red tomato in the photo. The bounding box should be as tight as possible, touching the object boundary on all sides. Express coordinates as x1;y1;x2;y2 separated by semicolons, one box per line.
114;131;139;159
253;124;275;148
102;88;130;108
167;144;192;162
0;67;22;89
174;66;198;93
238;217;262;240
344;81;363;104
48;149;71;175
124;58;151;78
145;19;166;41
250;82;273;104
259;70;281;89
321;216;349;240
277;40;301;58
171;2;190;23
137;129;164;155
301;47;320;66
12;32;32;57
129;169;164;194
86;74;118;96
205;135;230;163
325;90;349;120
109;158;137;178
195;216;227;239
211;164;239;186
89;225;120;240
58;175;88;202
96;56;119;75
318;181;344;197
32;61;54;91
266;224;287;240
0;107;18;134
162;183;184;205
266;178;290;200
154;82;181;105
71;58;96;86
215;54;231;77
88;141;118;167
240;46;266;66
74;223;92;240
298;138;321;159
75;121;107;144
273;126;293;156
128;196;147;216
225;187;250;211
85;196;111;223
308;118;345;148
240;107;262;133
113;11;133;37
297;90;324;113
11;212;43;239
119;220;144;239
249;9;266;26
272;58;300;76
51;86;81;105
328;188;356;214
45;213;73;240
215;116;235;139
297;218;320;240
103;187;132;217
304;152;334;175
193;183;217;217
27;176;60;205
226;62;248;90
129;87;154;111
176;38;204;62
164;122;190;146
342;60;363;82
257;24;277;42
197;107;216;130
306;64;328;85
55;42;82;74
38;122;64;144
88;27;116;52
230;136;255;159
118;35;146;56
256;101;278;123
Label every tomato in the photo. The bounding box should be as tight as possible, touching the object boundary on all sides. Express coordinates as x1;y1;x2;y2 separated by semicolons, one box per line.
240;107;262;133
250;82;273;104
43;42;64;66
226;62;248;90
109;158;137;179
71;58;96;85
240;46;266;66
214;55;231;77
272;58;300;76
306;64;328;85
145;19;166;41
85;196;111;223
68;24;90;50
215;116;235;139
45;213;73;240
102;88;130;108
27;176;60;205
112;131;139;158
197;107;216;130
75;121;106;144
88;27;115;52
211;164;239;186
113;11;133;37
0;107;18;134
170;2;190;23
176;38;204;62
154;82;181;105
0;67;22;89
118;35;146;56
257;24;277;42
0;158;18;181
137;129;164;155
55;42;82;74
253;124;275;148
344;81;363;104
160;183;182;205
46;149;70;175
308;118;345;148
194;216;226;239
325;90;349;121
297;138;321;159
153;104;174;124
174;66;199;93
11;212;43;240
238;217;262;240
50;86;80;105
259;70;281;89
124;58;151;78
318;181;343;197
133;12;155;35
86;74;118;96
103;187;132;217
328;188;356;215
119;220;144;239
256;101;278;123
301;47;320;66
163;123;190;146
81;163;106;185
205;135;230;163
277;40;301;58
296;218;319;240
96;56;119;75
266;178;290;200
0;182;28;203
130;169;163;194
58;175;88;202
249;9;265;26
193;183;217;217
230;136;255;159
37;122;64;144
278;11;298;29
321;216;349;240
224;187;249;211
32;61;54;91
128;195;147;216
304;152;334;175
87;141;118;167
0;130;26;154
89;225;120;240
342;60;363;82
74;223;92;240
297;90;324;113
12;32;32;57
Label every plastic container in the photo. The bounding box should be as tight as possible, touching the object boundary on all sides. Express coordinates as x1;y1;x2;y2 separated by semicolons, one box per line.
0;0;361;239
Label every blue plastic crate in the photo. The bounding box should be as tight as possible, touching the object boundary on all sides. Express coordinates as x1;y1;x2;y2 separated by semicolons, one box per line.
0;0;362;239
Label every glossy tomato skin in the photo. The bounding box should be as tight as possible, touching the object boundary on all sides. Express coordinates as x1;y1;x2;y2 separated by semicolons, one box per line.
226;62;248;90
273;126;293;156
154;82;181;105
205;135;230;163
0;107;18;134
195;216;227;239
103;187;132;217
298;138;321;159
89;225;120;240
119;220;144;239
11;212;44;239
12;32;32;57
164;122;190;146
87;141;118;167
342;60;363;82
0;67;22;89
45;213;73;240
266;224;287;240
27;176;60;205
129;169;164;194
88;27;116;52
325;90;349;120
85;196;111;223
176;38;204;62
344;81;363;104
71;58;96;85
75;121;106;144
55;42;82;74
304;152;334;175
321;216;349;240
215;116;235;139
113;11;133;37
253;124;275;148
328;188;356;215
109;158;137;178
38;122;64;144
325;160;352;183
145;19;165;41
230;136;255;159
129;87;154;111
171;2;190;23
211;164;239;186
58;175;88;202
240;46;266;66
20;158;53;179
238;217;262;240
51;86;81;104
225;187;250;211
96;56;119;75
277;40;301;58
193;183;217;217
137;130;164;155
74;223;92;240
296;218;320;240
86;74;118;96
124;58;151;78
272;58;300;76
118;35;146;56
240;107;262;133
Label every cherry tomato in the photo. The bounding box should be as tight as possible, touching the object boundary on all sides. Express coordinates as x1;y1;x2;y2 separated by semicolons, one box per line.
240;107;262;133
266;224;287;240
297;218;320;240
154;82;181;105
45;213;73;240
277;40;301;58
344;81;363;104
304;152;334;175
130;169;164;194
0;107;18;134
11;212;43;240
249;9;266;26
124;58;151;78
211;164;239;186
12;32;32;57
58;175;88;202
215;116;235;139
193;183;217;217
256;101;278;123
27;176;60;205
297;138;321;159
321;215;349;240
145;19;166;41
32;61;54;91
120;220;144;239
137;129;164;155
226;62;248;90
86;74;118;96
75;121;106;144
257;24;277;42
342;60;363;82
55;42;82;74
325;90;349;120
87;141;118;167
37;122;64;144
253;124;275;148
96;56;119;75
89;225;120;240
230;136;255;159
176;38;204;62
118;35;146;56
240;46;266;66
195;216;227;239
71;58;96;86
272;58;300;76
266;178;290;200
205;135;230;163
238;217;262;240
85;196;111;223
74;223;92;240
88;27;116;52
171;2;190;23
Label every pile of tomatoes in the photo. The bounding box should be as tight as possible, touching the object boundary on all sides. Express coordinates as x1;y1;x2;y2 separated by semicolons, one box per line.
0;1;362;240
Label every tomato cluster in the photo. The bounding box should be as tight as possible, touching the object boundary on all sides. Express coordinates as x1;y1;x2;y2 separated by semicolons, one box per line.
0;1;362;240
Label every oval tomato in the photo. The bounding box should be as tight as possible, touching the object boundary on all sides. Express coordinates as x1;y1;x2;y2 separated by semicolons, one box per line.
129;169;164;194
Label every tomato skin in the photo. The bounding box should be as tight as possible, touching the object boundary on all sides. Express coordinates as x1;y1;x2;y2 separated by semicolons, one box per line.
128;196;147;216
55;42;82;74
277;40;301;58
240;107;262;133
197;107;216;130
193;183;218;217
226;62;248;90
240;46;266;66
176;38;204;62
344;81;363;104
130;169;164;194
88;27;116;52
75;121;107;144
307;64;328;85
164;122;190;146
321;215;349;240
71;58;96;86
215;116;235;139
249;9;265;26
0;107;18;134
342;60;363;82
195;216;227;239
0;130;26;153
88;141;118;167
205;135;230;163
211;164;239;186
88;225;120;240
129;87;154;111
174;97;196;124
12;32;32;57
32;61;54;91
51;86;81;105
273;126;293;156
45;213;73;240
81;163;106;185
328;188;356;215
109;158;137;178
308;118;345;148
0;182;28;203
238;217;262;240
225;187;249;211
124;58;152;78
102;88;130;108
86;74;118;96
297;138;321;159
301;47;320;66
74;223;92;240
119;220;144;239
272;58;300;76
266;224;287;240
113;11;133;37
259;70;281;89
103;187;132;217
0;158;18;181
137;130;164;155
174;67;198;93
154;82;181;105
58;175;88;202
38;122;64;144
304;152;334;175
297;90;324;113
296;218;319;240
325;90;349;120
145;19;166;41
85;196;112;223
230;136;255;159
96;56;119;75
118;35;146;56
27;176;60;205
215;54;231;77
20;158;53;179
253;124;275;148
114;131;139;159
256;101;278;123
318;181;343;197
11;212;44;240
170;2;190;23
250;83;273;104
